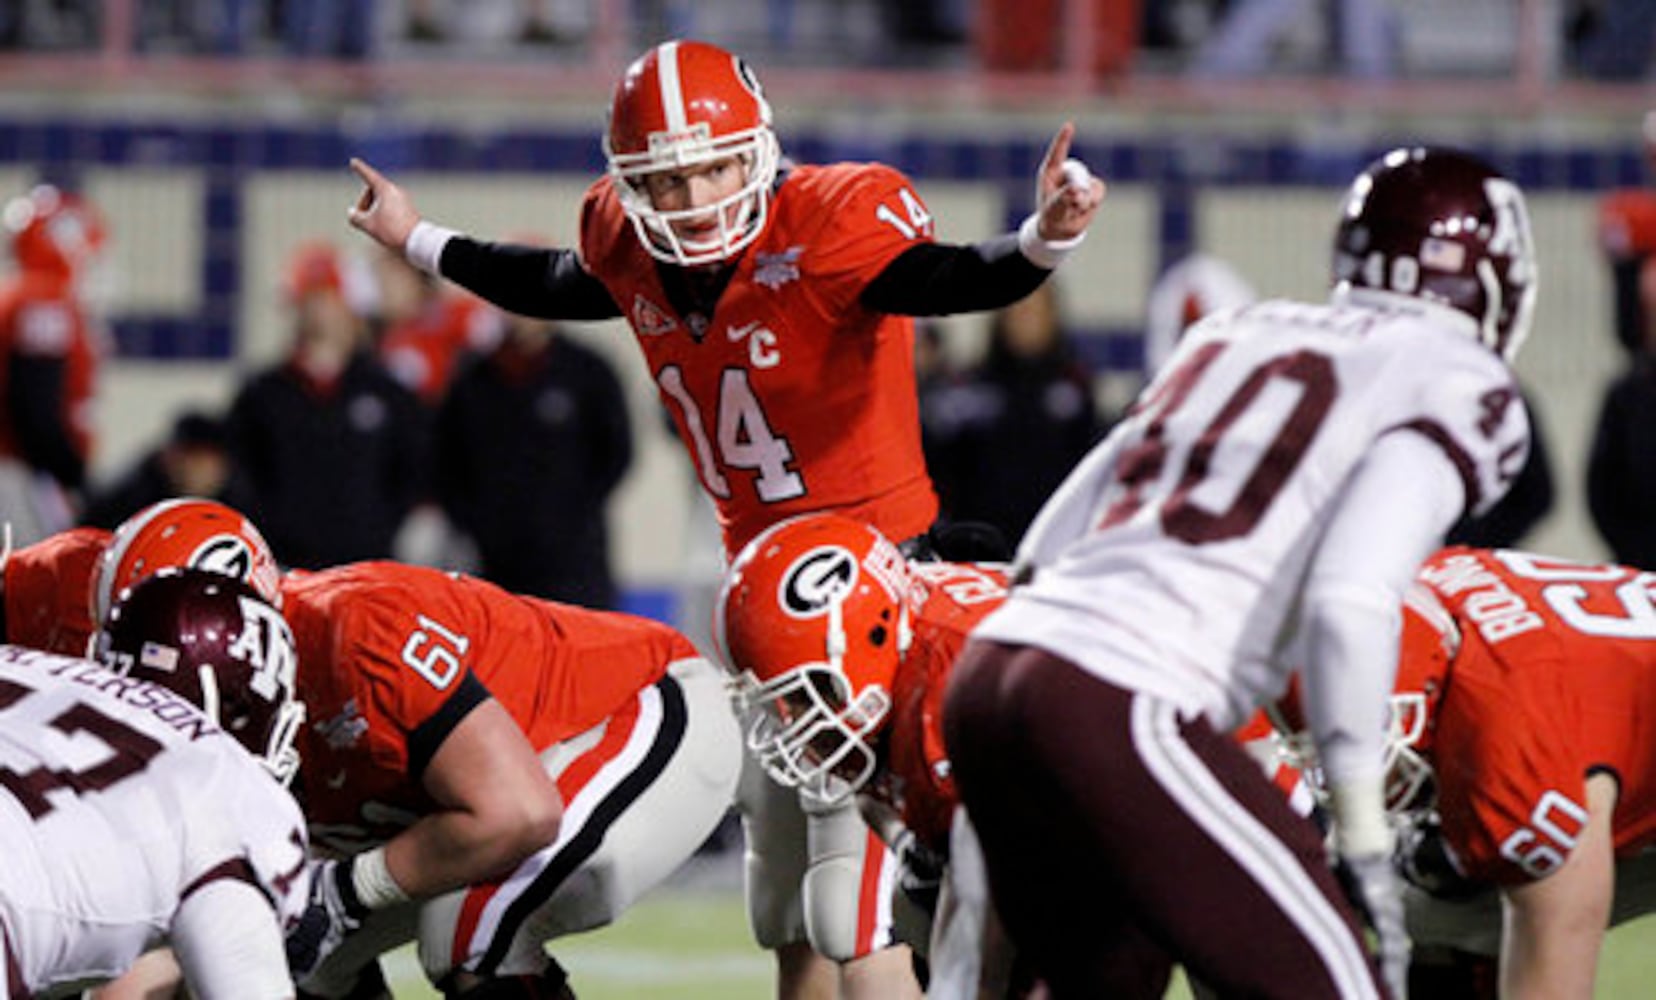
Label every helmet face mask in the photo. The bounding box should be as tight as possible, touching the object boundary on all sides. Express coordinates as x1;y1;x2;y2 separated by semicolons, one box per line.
1272;583;1458;820
715;514;914;804
97;568;305;787
605;39;781;267
1331;146;1538;363
741;662;891;803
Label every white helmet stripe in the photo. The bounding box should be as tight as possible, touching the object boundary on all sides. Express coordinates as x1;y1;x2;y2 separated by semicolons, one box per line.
656;40;687;134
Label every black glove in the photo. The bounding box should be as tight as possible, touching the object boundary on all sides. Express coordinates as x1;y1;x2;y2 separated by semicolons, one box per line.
286;857;369;981
1395;810;1485;901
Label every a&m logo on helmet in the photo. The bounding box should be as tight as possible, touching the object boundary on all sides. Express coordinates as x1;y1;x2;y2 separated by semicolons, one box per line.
778;545;858;619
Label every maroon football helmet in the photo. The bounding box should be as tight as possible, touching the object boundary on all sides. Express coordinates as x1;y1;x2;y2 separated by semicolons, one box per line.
97;567;304;787
1332;147;1537;362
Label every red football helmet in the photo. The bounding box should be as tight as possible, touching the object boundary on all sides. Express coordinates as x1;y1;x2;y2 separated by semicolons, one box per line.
95;498;283;628
1332;146;1538;363
604;39;781;267
714;513;915;803
3;184;107;278
97;567;305;787
1274;582;1460;815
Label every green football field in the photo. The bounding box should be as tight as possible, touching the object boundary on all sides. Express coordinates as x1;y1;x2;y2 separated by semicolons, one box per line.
381;882;1656;998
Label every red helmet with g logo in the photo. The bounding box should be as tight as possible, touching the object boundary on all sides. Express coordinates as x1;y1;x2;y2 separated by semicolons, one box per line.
714;513;914;803
604;39;780;267
95;498;283;628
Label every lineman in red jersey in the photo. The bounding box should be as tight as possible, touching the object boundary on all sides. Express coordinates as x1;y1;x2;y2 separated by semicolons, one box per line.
0;184;107;545
715;514;1014;990
346;37;1104;1000
267;561;742;999
1280;547;1656;999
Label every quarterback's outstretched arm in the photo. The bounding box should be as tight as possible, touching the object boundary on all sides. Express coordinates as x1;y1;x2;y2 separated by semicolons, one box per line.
1500;773;1617;1000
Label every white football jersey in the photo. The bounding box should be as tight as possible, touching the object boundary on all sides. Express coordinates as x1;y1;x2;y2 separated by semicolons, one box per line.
976;297;1528;729
0;645;310;997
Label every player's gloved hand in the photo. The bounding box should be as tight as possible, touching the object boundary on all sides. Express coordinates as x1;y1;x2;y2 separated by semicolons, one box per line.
892;827;947;916
1395;810;1484;901
1335;850;1410;1000
286;857;368;980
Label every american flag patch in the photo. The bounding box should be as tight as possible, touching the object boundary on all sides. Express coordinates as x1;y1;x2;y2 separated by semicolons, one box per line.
139;642;179;672
1419;238;1465;272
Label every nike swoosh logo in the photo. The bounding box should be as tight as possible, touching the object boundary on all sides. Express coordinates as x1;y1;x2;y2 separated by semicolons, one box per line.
727;321;763;342
327;771;347;790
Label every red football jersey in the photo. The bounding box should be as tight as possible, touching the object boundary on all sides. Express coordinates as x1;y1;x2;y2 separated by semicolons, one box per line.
0;273;103;466
579;163;939;557
2;526;107;656
281;562;693;850
1417;547;1656;885
881;561;1011;852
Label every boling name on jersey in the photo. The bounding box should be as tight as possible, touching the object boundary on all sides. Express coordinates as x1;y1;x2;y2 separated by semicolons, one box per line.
1419;553;1543;644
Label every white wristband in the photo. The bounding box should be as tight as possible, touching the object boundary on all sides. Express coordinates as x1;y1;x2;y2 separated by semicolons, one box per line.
404;219;458;277
1016;213;1086;270
349;846;411;909
1328;776;1392;858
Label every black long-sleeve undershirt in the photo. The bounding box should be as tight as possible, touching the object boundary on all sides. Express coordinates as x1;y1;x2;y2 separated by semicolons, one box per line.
435;231;1052;323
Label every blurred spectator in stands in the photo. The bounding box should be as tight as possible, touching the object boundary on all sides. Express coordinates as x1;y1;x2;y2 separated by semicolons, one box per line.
1143;250;1257;376
435;300;633;608
282;0;372;58
226;241;429;569
402;0;586;45
0;184;107;546
1588;254;1656;569
925;281;1101;547
370;248;496;408
1568;0;1656;80
1189;0;1398;78
81;410;255;530
1599;112;1656;356
1447;385;1554;548
137;0;263;54
979;0;1140;75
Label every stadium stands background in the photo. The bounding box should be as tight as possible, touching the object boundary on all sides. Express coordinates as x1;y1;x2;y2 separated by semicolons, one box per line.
3;0;1648;625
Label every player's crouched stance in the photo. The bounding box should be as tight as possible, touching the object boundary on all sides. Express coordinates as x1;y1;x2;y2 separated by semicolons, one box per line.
944;147;1537;998
0;570;310;999
244;561;741;1000
714;514;1029;994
